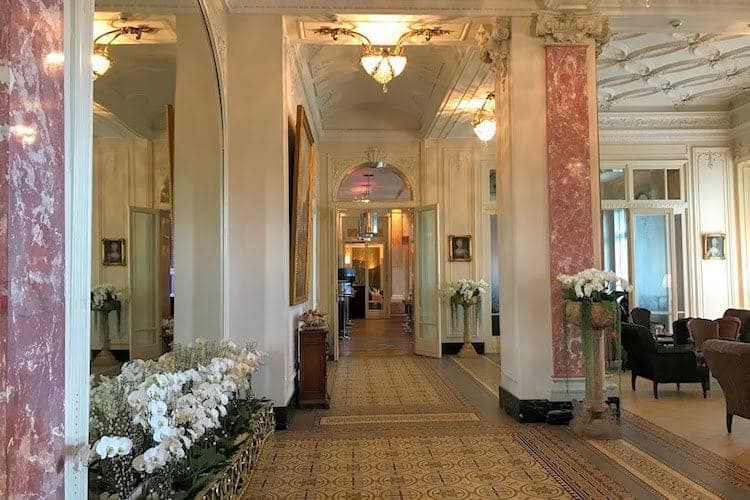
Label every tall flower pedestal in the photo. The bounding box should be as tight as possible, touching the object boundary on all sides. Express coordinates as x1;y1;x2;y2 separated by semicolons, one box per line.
92;299;121;369
565;301;621;440
453;296;480;359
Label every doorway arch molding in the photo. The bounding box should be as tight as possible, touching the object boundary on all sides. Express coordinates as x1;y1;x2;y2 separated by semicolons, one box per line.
328;151;420;205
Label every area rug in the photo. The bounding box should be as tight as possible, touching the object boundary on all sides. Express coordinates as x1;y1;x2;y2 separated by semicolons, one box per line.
325;357;476;417
242;430;573;499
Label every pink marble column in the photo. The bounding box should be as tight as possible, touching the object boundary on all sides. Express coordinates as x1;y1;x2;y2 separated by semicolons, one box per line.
546;45;595;379
0;0;66;496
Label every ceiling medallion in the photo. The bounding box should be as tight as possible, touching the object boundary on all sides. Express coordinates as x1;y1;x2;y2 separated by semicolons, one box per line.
472;92;496;142
92;24;159;79
314;26;451;92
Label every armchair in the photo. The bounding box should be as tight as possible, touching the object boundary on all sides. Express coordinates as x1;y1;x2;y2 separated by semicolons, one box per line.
702;339;750;432
621;322;709;399
723;309;750;343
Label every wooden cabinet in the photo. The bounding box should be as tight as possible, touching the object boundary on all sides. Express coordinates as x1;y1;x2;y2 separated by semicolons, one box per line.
297;327;330;408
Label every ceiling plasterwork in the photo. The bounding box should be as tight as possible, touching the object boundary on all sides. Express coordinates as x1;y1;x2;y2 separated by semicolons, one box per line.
597;32;750;110
297;42;465;133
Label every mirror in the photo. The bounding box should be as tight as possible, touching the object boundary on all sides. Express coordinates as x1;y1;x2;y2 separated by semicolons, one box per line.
90;1;223;375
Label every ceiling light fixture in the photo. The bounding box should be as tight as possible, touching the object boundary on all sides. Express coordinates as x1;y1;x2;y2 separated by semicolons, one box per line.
354;173;374;203
472;92;496;142
314;26;451;93
92;24;158;79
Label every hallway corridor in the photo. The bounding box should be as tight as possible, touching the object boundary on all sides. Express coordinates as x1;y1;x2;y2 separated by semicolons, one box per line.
242;353;750;499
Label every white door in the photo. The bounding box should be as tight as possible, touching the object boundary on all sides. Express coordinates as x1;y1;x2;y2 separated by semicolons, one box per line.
414;205;441;357
129;208;162;360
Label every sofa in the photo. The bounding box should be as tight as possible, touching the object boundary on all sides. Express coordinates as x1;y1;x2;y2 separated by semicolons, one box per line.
702;339;750;433
621;322;709;399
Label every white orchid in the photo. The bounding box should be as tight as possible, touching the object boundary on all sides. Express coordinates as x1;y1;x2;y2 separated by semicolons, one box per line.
94;436;133;459
557;268;632;302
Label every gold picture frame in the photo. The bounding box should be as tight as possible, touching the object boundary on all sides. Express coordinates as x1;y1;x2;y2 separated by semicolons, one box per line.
702;233;726;260
448;235;472;262
102;238;126;266
290;105;315;305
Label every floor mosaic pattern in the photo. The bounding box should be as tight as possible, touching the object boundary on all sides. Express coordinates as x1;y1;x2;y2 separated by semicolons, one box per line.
245;432;571;499
328;357;472;415
242;333;750;499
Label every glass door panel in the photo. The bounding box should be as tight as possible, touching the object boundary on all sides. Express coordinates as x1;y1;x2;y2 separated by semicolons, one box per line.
632;212;672;329
366;244;386;318
414;205;441;357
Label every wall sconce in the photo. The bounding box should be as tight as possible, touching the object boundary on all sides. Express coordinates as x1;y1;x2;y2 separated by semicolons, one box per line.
472;91;496;142
315;26;451;92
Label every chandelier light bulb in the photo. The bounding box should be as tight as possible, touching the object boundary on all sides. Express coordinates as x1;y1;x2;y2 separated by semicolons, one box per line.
473;117;496;142
91;49;112;78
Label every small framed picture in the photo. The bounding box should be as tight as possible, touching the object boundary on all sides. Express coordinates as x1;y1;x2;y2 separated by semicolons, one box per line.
448;235;472;262
102;238;126;266
703;233;725;260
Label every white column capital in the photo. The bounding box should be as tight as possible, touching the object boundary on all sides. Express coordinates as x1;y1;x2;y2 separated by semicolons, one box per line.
476;17;511;78
532;9;608;47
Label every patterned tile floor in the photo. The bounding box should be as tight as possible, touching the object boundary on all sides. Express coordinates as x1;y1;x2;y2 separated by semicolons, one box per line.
243;322;750;499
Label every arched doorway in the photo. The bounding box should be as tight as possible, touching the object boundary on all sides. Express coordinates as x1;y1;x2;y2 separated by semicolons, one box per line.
332;163;418;358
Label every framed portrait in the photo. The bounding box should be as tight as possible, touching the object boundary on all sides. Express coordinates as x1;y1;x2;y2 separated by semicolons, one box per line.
102;238;126;266
703;233;726;260
448;235;472;262
290;105;315;305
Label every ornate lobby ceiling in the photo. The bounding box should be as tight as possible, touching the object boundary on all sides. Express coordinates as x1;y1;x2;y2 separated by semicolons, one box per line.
598;33;750;110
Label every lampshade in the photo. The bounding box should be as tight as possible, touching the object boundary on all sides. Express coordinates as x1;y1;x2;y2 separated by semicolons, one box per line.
91;48;112;78
360;49;407;91
472;116;497;142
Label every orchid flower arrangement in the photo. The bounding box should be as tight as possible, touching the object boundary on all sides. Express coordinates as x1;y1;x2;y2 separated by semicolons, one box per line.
440;279;489;302
92;284;129;308
298;309;328;329
89;339;266;496
557;268;631;303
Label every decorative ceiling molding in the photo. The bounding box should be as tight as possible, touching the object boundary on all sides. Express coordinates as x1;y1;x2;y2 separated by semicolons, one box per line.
597;33;750;110
533;9;609;45
475;18;511;78
598;111;731;130
424;49;493;139
598;127;731;144
327;150;419;202
222;0;749;15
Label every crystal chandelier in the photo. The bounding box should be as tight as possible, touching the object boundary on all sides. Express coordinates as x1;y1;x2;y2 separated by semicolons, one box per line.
315;26;451;92
472;92;496;142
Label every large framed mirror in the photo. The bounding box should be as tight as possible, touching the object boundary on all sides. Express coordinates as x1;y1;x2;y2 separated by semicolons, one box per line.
90;1;223;375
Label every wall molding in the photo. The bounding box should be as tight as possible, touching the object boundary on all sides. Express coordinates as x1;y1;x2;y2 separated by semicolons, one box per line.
64;0;94;497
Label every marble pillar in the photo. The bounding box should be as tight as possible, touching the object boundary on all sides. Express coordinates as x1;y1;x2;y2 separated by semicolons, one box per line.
536;10;607;382
0;0;66;496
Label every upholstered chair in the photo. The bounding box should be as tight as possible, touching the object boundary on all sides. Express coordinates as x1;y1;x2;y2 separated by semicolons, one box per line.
688;318;719;352
702;339;750;433
630;308;651;330
723;309;750;343
621;322;709;399
672;318;692;346
717;317;742;341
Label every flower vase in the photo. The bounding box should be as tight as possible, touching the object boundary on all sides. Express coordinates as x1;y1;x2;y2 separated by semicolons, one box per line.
92;299;121;370
565;301;620;439
454;295;480;358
